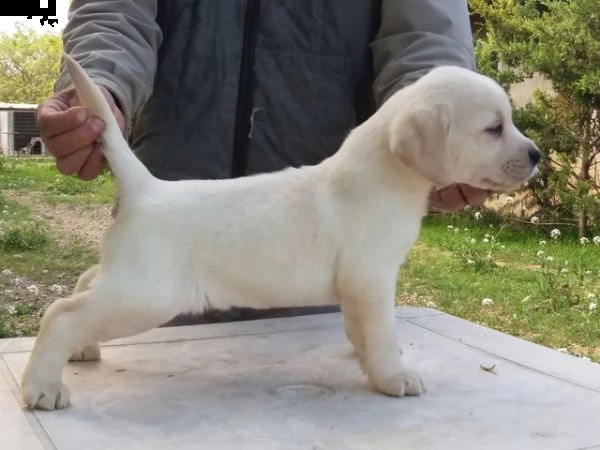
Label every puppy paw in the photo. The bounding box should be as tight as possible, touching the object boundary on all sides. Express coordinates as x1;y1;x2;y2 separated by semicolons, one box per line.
21;375;71;410
369;366;426;397
69;344;101;362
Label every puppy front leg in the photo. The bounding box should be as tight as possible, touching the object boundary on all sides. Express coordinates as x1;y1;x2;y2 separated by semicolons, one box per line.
339;273;425;397
361;299;425;397
341;304;366;364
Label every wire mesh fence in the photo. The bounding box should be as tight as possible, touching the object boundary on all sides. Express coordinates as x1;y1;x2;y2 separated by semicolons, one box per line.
0;110;45;156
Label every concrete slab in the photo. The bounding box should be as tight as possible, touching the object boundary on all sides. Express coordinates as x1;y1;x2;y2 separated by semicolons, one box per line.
1;307;599;450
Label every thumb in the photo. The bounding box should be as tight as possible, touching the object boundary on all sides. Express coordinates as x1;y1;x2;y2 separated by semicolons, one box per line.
68;84;125;134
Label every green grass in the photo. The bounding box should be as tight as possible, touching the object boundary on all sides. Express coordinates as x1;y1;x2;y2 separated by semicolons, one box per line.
0;157;102;337
0;156;115;204
398;211;600;361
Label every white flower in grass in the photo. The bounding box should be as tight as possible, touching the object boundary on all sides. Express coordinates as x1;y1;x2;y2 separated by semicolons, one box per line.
27;285;39;296
589;302;597;312
580;237;590;245
593;236;600;245
530;216;540;224
447;225;454;231
49;284;65;295
469;238;476;244
539;240;547;246
537;250;545;257
550;228;561;239
7;306;17;315
506;196;514;204
586;271;593;276
560;268;569;274
474;211;482;220
522;295;531;303
454;228;460;234
546;256;554;262
482;238;489;243
467;259;476;265
481;298;494;306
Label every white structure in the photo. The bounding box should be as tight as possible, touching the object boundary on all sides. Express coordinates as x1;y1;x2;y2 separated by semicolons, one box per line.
0;102;46;156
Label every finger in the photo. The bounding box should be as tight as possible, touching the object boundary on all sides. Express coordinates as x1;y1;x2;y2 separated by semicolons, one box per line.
45;117;105;158
56;145;94;176
38;105;90;139
456;184;490;207
37;89;75;114
428;186;462;211
78;143;107;181
37;89;89;136
440;189;466;211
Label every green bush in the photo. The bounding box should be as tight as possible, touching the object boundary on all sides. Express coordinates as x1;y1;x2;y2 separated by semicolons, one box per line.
0;221;49;251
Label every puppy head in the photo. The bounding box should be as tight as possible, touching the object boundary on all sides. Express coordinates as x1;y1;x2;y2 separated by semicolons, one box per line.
388;66;540;192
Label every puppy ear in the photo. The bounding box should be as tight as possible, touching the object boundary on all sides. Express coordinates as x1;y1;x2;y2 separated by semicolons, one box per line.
390;104;453;188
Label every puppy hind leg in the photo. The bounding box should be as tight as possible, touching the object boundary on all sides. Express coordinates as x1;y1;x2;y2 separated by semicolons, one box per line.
21;289;174;410
68;264;102;362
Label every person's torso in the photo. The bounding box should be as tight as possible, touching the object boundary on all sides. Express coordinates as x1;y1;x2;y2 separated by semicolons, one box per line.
130;0;382;181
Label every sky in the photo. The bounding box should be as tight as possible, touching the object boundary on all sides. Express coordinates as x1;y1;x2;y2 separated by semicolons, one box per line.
0;0;70;35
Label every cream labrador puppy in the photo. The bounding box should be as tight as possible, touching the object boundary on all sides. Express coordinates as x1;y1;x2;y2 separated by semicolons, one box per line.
20;53;540;410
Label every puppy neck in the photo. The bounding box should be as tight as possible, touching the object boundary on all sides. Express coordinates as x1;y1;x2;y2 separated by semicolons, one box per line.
322;120;434;204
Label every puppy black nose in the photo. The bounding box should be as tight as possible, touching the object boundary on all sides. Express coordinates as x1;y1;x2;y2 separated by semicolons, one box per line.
528;146;542;166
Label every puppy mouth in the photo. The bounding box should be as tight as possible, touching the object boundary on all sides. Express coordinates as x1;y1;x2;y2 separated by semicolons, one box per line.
479;165;540;192
528;166;540;181
480;178;511;192
479;176;530;193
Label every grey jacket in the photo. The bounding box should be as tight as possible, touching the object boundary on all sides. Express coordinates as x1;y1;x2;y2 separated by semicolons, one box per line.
56;0;476;181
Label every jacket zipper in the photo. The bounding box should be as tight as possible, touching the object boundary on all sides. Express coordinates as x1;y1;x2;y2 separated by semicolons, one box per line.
231;0;261;178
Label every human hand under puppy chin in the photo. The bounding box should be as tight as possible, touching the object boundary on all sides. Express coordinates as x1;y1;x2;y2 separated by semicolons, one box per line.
428;184;491;212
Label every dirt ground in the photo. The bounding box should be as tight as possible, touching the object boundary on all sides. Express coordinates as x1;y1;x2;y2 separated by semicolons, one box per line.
4;190;112;250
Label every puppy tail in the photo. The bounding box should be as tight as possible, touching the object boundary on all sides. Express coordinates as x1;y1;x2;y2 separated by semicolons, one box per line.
62;52;154;198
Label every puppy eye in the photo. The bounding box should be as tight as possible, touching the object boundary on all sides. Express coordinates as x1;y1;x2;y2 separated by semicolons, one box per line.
485;123;503;136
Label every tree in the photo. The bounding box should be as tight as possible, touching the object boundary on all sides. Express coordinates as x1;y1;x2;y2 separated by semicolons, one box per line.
0;23;63;104
469;0;600;237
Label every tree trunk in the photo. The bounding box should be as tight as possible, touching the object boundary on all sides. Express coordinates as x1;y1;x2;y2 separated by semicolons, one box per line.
578;156;591;239
578;207;588;239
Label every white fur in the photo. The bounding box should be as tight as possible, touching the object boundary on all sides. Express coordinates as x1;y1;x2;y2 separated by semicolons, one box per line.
20;53;539;410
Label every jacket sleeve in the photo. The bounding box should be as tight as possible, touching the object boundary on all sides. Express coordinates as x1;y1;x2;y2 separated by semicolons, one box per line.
55;0;163;125
371;0;476;106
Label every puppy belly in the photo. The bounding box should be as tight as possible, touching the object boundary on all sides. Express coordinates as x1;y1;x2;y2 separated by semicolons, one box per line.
185;280;339;314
